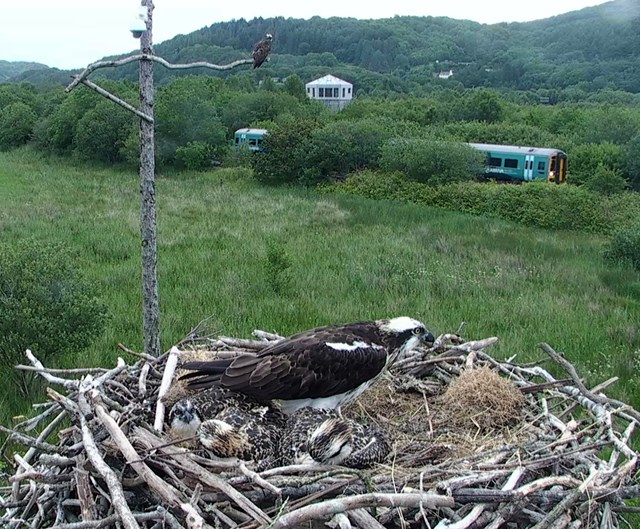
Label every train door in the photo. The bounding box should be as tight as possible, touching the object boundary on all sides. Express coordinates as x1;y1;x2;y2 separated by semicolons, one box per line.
524;154;535;180
549;152;568;183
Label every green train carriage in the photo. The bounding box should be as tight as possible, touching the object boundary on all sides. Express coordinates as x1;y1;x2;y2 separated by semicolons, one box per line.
469;143;568;183
233;128;269;152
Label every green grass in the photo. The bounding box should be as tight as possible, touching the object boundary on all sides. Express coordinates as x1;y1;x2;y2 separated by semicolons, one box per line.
1;148;640;422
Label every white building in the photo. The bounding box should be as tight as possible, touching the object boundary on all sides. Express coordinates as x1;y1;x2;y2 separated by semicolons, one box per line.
305;74;353;111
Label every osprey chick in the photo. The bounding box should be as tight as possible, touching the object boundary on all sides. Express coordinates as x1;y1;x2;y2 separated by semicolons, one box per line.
275;407;391;468
252;33;273;69
168;387;286;461
180;317;435;414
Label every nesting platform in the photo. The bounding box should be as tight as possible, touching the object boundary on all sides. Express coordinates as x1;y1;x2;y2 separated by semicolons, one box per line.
1;329;639;529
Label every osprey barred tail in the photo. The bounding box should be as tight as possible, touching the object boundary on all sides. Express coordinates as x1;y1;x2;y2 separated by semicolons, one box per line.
252;33;273;69
180;317;435;414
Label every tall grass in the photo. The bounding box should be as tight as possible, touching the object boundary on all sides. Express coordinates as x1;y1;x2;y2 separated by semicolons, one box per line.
1;148;640;423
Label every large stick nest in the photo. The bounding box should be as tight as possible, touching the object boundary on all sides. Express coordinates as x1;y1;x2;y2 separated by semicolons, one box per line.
1;328;639;529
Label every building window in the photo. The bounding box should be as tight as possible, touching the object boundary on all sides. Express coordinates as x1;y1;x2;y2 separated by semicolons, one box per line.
333;87;339;97
504;158;518;168
348;87;351;94
487;157;502;166
318;88;324;97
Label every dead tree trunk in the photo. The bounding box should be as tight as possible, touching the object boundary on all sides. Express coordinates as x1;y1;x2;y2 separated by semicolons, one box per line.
138;0;160;358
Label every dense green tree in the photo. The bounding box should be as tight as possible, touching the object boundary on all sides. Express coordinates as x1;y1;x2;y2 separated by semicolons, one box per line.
622;134;640;189
252;118;316;185
283;74;306;101
0;240;107;400
302;117;420;184
0;102;36;149
380;138;484;185
583;164;629;195
155;77;228;164
568;143;625;186
74;100;135;163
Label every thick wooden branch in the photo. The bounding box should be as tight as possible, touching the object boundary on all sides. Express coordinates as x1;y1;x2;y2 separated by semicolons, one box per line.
77;392;140;529
66;54;254;92
79;79;153;123
93;400;184;508
269;493;455;529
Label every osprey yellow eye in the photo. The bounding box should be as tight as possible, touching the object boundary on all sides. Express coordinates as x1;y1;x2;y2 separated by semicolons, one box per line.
412;327;424;336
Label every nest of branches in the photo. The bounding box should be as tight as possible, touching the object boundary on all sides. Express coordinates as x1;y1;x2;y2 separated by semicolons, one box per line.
1;328;639;529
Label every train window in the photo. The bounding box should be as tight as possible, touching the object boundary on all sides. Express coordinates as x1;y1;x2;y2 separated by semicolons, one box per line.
537;161;545;171
487;157;502;166
504;158;518;168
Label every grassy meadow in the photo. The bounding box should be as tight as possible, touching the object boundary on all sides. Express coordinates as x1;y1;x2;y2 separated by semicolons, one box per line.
1;148;640;422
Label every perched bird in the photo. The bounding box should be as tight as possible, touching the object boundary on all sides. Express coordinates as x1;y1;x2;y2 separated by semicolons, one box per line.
272;407;391;468
180;317;435;414
252;33;273;69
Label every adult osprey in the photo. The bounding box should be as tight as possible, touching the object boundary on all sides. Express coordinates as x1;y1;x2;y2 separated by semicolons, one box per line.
252;33;273;68
180;317;435;414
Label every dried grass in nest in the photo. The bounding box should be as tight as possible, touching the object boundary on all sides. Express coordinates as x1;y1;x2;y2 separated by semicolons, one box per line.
435;365;525;431
1;331;640;529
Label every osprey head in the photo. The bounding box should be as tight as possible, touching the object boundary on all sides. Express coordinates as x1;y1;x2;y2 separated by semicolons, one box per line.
377;317;435;358
265;33;273;41
168;399;202;439
308;418;354;465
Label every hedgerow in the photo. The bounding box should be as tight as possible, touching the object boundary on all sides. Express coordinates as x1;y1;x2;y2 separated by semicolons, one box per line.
323;170;640;235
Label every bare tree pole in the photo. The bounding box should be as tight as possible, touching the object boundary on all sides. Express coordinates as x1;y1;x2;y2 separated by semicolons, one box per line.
138;0;160;359
65;8;265;359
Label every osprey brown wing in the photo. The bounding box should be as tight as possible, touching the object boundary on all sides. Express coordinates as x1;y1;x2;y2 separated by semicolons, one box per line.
252;34;272;69
219;323;388;400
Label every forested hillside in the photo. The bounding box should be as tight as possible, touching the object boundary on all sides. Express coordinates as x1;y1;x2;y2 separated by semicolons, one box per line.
0;60;48;83
3;0;639;94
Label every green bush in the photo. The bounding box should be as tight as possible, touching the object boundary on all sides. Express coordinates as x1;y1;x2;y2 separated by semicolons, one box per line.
568;143;625;187
0;102;37;150
0;240;108;397
604;223;640;271
583;164;629;195
380;139;483;185
253;118;316;185
327;172;623;234
175;141;217;170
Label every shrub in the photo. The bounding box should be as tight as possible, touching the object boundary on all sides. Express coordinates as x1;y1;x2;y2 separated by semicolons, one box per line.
326;173;610;233
604;223;640;271
583;164;629;196
0;240;108;397
302;117;420;185
0;102;37;150
175;141;216;170
380;139;483;185
253;118;316;185
568;143;624;187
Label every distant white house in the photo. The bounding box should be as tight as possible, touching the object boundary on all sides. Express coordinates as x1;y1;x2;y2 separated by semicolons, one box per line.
305;74;353;111
436;69;454;79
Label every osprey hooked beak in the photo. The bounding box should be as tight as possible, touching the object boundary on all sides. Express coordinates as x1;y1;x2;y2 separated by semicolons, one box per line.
420;327;436;347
